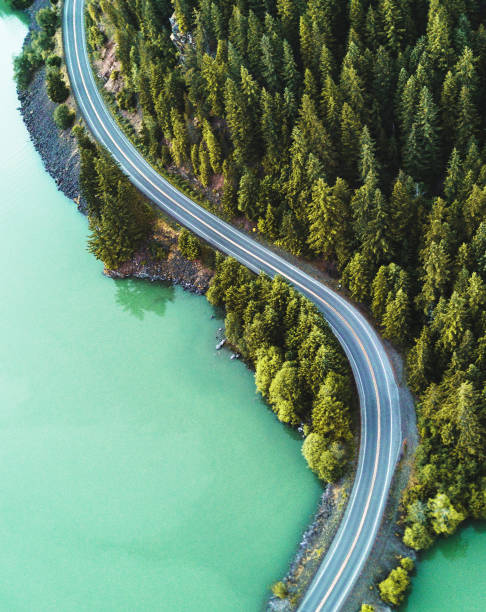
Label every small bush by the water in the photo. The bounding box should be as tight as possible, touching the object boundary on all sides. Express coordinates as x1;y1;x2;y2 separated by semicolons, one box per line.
14;46;43;89
271;581;288;599
379;561;413;607
400;557;415;573
53;104;75;130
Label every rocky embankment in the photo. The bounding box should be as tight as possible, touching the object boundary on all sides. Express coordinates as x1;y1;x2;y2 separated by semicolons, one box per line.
105;246;213;294
18;0;84;208
18;67;85;208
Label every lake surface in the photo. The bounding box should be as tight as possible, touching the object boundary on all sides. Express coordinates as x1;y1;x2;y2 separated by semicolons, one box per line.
0;4;322;610
402;522;486;611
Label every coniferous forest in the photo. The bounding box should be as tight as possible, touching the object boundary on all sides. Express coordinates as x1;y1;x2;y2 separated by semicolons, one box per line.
84;0;486;553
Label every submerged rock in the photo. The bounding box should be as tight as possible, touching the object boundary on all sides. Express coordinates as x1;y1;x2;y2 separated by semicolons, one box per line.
267;599;292;612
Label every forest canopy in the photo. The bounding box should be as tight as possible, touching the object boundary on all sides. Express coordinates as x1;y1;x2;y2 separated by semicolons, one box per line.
84;0;486;547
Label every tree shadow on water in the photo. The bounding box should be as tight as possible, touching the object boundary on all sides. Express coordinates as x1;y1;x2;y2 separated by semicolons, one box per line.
471;520;486;535
440;520;486;560
439;520;486;561
114;279;175;321
440;529;470;561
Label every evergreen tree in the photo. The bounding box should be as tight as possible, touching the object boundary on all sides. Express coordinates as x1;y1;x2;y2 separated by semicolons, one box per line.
426;1;453;71
202;119;222;173
340;103;362;185
178;228;201;260
255;346;283;399
88;180;152;270
399;74;419;139
307;178;352;268
221;157;239;216
342;251;374;303
198;144;211;187
455;85;479;152
381;0;405;52
170;108;189;167
268;361;302;425
237;170;259;217
444;148;463;202
201;52;226;116
312;378;351;441
407;326;434;394
405;87;441;183
382;288;410;344
359;126;380;185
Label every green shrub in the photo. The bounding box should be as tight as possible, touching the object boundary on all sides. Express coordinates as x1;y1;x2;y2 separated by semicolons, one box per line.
46;54;62;68
14;46;42;89
117;88;136;111
87;24;106;49
400;557;415;573
46;69;69;103
36;6;59;36
178;229;201;260
31;29;55;53
148;240;168;262
379;566;410;606
403;522;434;551
271;581;288;599
302;434;348;482
53;104;75;130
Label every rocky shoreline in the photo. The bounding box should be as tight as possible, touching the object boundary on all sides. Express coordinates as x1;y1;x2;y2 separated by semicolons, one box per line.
17;0;85;209
18;66;86;209
104;245;213;295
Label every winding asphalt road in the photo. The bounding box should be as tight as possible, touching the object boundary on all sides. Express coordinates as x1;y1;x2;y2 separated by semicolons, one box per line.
63;1;403;609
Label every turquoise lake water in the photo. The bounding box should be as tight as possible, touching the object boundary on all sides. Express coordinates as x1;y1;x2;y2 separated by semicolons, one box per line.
402;522;486;611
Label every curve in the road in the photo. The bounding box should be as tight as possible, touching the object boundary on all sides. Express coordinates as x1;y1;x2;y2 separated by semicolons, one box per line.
63;1;403;609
